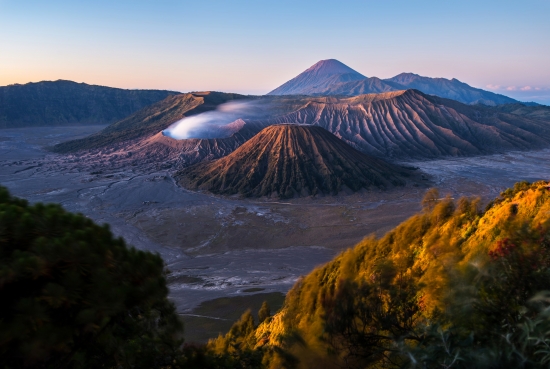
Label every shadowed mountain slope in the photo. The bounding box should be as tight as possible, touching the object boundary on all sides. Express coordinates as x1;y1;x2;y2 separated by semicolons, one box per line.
0;80;177;129
494;103;550;121
51;91;249;153
267;59;366;96
268;59;524;106
265;90;550;159
176;124;415;198
385;72;518;105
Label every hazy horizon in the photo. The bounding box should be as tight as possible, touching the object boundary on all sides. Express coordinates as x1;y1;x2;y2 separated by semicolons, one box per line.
1;0;549;104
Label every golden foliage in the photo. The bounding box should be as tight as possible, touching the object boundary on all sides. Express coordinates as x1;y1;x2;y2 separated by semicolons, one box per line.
215;182;550;368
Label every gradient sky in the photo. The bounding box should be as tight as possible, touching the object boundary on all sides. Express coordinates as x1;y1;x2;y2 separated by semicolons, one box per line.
1;0;549;104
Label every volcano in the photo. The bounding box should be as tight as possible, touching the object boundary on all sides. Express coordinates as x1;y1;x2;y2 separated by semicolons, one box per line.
267;59;367;96
54;89;550;169
268;59;522;106
51;91;250;153
265;90;550;158
176;124;416;198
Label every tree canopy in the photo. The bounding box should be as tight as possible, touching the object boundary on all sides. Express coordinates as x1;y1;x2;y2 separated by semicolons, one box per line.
211;181;550;369
6;180;550;369
0;186;182;369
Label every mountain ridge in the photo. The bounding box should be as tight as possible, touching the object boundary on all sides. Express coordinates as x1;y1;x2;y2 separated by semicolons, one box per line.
0;80;178;129
264;89;550;159
51;91;250;154
384;72;517;105
268;59;525;106
52;89;550;169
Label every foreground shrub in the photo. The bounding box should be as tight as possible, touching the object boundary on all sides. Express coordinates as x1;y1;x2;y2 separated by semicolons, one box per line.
0;186;183;369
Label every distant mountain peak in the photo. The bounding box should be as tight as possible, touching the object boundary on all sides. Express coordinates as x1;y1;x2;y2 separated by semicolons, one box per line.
383;73;518;105
394;72;419;77
268;60;521;105
302;59;366;77
386;72;421;84
267;59;366;96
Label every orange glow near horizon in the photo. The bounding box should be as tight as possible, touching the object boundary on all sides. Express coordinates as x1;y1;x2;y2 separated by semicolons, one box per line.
3;58;549;104
1;1;548;102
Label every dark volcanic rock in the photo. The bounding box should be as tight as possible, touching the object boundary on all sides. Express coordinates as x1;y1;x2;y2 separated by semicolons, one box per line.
176;124;414;198
131;89;550;166
0;80;177;129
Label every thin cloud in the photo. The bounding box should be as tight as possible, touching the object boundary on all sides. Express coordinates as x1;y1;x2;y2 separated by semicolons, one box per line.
486;84;549;93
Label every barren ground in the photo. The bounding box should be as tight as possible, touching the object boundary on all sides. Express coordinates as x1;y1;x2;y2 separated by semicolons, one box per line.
2;126;550;342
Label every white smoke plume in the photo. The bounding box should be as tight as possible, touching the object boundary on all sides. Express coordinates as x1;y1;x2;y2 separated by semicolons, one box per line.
163;100;268;140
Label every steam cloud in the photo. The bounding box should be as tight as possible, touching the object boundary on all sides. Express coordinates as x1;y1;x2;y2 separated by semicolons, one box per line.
163;100;268;140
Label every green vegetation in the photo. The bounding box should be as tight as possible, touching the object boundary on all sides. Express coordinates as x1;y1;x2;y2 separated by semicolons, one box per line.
0;186;183;368
209;181;550;368
258;302;271;324
5;180;550;368
0;186;279;369
182;293;285;344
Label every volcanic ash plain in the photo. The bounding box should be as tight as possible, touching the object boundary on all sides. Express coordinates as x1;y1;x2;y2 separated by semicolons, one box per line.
3;125;550;342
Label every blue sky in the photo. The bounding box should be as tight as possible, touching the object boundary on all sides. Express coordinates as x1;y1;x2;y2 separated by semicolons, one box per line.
1;0;549;104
